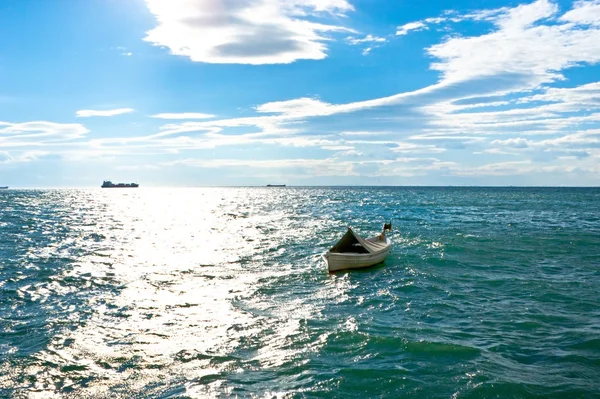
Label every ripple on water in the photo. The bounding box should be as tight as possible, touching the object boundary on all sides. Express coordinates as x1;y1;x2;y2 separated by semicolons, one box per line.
0;187;599;398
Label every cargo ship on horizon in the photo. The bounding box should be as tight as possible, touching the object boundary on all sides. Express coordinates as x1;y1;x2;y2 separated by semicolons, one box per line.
101;180;139;188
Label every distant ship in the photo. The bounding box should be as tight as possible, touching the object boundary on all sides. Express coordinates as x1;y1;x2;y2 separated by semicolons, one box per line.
266;184;286;187
0;186;8;189
101;180;139;188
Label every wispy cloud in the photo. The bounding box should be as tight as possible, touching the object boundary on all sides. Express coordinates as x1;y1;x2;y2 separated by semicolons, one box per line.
151;113;216;120
391;142;446;154
519;81;600;106
0;121;89;144
346;34;388;55
340;131;390;136
0;150;51;164
0;121;92;165
115;164;160;171
321;145;355;151
560;0;600;25
143;0;355;64
396;21;428;35
165;157;360;176
346;34;387;45
76;108;134;117
395;6;513;37
163;156;466;179
395;0;600;89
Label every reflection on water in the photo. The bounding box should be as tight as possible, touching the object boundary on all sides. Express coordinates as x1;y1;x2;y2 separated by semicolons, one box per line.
1;188;349;398
1;187;599;398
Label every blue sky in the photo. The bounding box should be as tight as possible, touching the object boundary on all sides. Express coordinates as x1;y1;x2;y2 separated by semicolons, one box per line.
1;0;600;187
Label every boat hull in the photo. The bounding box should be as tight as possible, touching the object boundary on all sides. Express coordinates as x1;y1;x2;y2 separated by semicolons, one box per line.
325;238;391;272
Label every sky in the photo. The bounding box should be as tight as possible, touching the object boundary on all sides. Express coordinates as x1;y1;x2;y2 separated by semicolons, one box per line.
1;0;600;187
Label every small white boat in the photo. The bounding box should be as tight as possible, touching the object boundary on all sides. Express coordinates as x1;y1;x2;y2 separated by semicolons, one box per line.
324;224;392;272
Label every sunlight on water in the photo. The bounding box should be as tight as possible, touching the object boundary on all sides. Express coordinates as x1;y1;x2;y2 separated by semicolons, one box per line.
0;188;344;398
54;192;249;395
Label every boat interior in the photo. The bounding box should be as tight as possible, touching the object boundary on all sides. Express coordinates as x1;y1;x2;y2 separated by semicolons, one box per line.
330;230;370;254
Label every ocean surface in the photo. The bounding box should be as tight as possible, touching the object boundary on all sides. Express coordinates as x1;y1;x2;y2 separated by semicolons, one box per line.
1;187;599;398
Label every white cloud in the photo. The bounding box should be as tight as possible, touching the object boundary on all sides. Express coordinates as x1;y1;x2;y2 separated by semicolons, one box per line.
256;97;331;115
372;159;458;177
251;82;444;117
151;112;216;119
76;108;134;117
427;0;600;86
390;1;600;90
460;8;509;22
560;0;600;25
164;156;467;179
491;137;531;148
391;142;446;154
0;121;91;162
340;131;389;136
424;17;447;24
409;134;485;142
396;21;427;36
450;160;587;176
143;0;354;65
115;164;160;171
0;150;50;164
419;80;600;139
321;145;355;150
167;157;359;176
347;34;388;55
393;1;600;154
402;5;525;33
494;0;558;30
521;81;600;106
478;129;600;166
492;130;600;150
346;34;387;45
0;121;89;142
456;160;536;175
338;149;363;157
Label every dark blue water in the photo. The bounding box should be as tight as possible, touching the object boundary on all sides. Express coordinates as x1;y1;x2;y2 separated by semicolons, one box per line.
1;187;599;398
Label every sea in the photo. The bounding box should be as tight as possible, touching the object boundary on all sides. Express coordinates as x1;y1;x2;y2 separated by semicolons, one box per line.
0;187;599;398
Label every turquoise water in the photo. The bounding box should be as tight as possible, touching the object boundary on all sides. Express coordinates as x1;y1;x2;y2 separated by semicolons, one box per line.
1;187;599;398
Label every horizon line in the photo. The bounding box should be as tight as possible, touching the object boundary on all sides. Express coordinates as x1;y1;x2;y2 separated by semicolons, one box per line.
1;185;599;189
